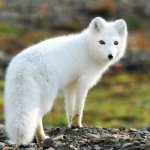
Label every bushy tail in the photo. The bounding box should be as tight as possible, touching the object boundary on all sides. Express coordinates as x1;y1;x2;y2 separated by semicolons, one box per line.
4;77;40;145
5;108;39;145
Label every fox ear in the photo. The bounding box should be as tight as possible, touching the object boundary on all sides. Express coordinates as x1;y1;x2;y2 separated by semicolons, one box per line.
115;19;127;35
89;17;105;32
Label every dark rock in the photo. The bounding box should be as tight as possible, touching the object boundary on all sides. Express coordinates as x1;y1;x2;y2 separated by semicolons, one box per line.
42;138;54;149
133;140;140;146
146;127;150;132
114;141;121;148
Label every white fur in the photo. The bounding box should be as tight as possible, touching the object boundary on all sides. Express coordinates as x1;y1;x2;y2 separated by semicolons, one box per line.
4;17;128;144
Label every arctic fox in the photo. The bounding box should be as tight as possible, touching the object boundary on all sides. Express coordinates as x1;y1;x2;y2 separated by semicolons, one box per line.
4;17;128;145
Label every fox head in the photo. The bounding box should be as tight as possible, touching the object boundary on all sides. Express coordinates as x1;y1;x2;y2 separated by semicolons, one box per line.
86;17;128;64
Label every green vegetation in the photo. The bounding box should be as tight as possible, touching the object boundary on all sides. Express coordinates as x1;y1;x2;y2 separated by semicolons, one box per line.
0;73;150;128
127;15;142;30
0;23;21;38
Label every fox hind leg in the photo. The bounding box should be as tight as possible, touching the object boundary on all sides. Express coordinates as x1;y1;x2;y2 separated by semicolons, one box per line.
36;117;49;144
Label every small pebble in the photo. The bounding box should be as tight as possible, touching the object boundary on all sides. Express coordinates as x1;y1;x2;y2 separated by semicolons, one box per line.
72;128;79;132
38;147;43;150
111;129;119;134
24;148;36;150
94;145;101;150
112;134;118;139
133;140;140;146
79;140;86;144
47;148;55;150
122;142;132;148
69;144;78;149
129;128;137;132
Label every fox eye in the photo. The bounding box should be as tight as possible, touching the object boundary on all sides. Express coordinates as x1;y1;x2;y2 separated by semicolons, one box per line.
99;40;105;45
114;41;119;45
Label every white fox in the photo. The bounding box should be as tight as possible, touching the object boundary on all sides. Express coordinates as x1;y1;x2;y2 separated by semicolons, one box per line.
4;17;128;145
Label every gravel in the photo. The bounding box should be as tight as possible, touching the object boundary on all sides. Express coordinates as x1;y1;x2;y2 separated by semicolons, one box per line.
0;125;150;149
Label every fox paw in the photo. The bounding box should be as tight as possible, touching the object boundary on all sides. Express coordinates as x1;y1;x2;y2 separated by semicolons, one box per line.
71;124;82;129
44;135;49;140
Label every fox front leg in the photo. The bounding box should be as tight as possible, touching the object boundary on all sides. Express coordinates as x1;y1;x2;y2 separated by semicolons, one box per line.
64;83;76;127
71;82;89;128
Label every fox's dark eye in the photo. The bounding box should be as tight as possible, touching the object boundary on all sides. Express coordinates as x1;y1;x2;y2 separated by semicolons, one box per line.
99;40;105;45
114;41;119;45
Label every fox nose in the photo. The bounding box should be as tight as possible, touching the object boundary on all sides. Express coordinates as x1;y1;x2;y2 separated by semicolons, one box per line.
108;54;113;60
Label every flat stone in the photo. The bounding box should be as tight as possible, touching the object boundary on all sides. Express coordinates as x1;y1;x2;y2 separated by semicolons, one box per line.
101;133;112;138
86;133;100;139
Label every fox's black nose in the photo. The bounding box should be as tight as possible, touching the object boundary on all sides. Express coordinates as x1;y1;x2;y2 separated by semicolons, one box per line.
108;54;113;60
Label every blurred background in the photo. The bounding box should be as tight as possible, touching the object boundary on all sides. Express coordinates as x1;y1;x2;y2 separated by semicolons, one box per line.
0;0;150;128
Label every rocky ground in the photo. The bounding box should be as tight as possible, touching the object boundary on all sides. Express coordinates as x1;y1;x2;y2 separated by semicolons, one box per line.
0;124;150;150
